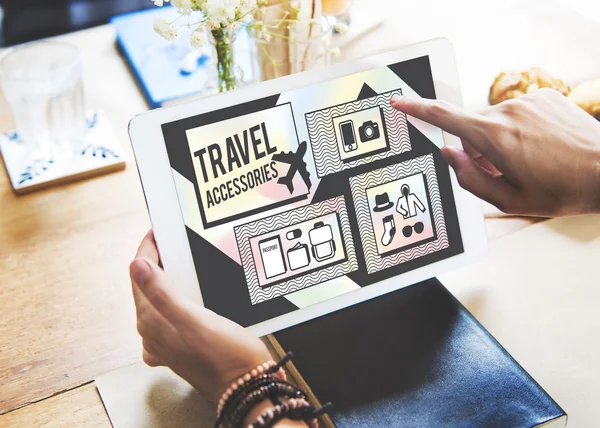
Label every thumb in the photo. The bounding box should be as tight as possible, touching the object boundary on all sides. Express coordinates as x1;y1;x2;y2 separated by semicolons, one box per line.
130;258;198;329
441;146;518;213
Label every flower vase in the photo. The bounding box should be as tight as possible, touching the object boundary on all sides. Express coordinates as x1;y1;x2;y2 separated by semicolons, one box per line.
210;28;240;93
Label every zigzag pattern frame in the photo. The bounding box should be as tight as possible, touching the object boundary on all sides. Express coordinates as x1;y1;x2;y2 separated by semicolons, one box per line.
350;154;449;274
305;89;411;178
234;196;358;305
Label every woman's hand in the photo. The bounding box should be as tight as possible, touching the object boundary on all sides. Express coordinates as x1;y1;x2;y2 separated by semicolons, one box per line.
129;230;271;404
391;89;600;217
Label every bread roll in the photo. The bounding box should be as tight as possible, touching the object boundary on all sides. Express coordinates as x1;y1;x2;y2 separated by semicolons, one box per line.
489;67;569;105
568;78;600;120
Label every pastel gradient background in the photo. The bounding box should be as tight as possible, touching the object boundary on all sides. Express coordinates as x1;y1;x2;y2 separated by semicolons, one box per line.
366;173;435;256
169;61;449;310
333;106;387;161
249;212;346;288
185;103;308;226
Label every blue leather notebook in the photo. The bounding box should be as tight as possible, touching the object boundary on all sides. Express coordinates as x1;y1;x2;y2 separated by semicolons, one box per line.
273;278;566;427
110;7;254;108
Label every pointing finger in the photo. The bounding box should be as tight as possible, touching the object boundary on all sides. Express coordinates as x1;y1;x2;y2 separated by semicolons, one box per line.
391;95;505;167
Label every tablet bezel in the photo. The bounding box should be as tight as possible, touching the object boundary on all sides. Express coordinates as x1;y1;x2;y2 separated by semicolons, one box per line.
129;38;487;337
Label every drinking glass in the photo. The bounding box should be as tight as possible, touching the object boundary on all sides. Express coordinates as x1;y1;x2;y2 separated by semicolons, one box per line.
323;0;352;32
0;41;86;161
322;0;351;17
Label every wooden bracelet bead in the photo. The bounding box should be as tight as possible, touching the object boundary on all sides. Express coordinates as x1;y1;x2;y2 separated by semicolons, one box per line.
228;383;307;426
218;361;286;416
220;378;305;426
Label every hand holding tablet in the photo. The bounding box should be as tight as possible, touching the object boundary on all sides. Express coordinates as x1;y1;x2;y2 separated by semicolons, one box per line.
129;39;487;336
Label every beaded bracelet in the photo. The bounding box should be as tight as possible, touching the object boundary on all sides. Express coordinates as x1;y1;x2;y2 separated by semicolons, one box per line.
224;377;305;417
248;398;312;428
230;383;305;421
217;353;293;417
218;376;303;426
216;352;332;428
249;398;333;428
224;381;308;427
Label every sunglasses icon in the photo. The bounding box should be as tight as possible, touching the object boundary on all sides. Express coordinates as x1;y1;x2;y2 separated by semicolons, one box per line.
402;221;425;238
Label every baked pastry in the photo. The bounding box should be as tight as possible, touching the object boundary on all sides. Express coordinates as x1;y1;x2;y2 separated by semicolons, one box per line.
568;78;600;120
489;67;570;105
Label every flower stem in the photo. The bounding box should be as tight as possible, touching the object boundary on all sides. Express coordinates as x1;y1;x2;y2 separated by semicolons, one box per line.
212;28;237;92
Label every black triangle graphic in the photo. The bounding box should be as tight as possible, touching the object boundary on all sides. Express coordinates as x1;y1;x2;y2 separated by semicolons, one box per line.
387;56;436;99
357;83;378;101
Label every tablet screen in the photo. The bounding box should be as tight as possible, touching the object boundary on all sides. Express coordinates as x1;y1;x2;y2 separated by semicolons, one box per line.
160;55;464;327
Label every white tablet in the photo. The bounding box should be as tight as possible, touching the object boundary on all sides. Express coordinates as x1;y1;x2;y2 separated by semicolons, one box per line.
129;38;486;336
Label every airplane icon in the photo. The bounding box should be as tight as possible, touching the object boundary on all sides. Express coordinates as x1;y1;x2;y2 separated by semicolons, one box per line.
272;141;312;194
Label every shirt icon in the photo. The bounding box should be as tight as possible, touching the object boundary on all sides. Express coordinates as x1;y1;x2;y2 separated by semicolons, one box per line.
396;184;426;219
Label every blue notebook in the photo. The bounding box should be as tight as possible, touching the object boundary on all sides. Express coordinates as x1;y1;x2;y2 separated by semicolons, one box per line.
110;7;255;108
273;278;567;427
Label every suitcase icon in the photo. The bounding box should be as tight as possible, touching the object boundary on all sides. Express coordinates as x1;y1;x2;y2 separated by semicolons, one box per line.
309;221;336;262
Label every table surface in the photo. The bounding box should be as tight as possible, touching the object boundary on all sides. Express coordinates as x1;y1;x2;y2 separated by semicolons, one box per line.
1;0;599;425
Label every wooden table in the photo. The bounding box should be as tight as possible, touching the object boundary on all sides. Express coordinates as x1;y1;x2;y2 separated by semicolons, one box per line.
0;26;150;424
1;1;598;425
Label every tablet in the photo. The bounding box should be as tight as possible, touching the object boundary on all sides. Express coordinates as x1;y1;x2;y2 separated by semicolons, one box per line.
129;38;487;336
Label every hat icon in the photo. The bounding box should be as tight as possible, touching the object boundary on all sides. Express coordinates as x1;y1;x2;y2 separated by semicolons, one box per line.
373;192;394;212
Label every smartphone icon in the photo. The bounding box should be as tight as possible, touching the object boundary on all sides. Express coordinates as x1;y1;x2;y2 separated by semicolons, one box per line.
339;120;357;152
258;236;287;280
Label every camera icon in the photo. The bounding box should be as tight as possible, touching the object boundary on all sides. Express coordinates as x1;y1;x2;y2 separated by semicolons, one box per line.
358;120;380;142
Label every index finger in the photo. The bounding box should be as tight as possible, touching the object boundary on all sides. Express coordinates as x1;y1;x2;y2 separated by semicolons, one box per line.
390;96;499;160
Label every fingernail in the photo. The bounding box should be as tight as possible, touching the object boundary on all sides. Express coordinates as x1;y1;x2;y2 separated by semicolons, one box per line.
390;94;403;104
131;258;152;286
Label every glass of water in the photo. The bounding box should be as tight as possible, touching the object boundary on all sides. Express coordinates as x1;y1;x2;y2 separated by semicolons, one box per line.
0;41;86;161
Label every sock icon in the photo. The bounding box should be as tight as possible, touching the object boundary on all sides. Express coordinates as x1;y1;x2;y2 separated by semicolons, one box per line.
381;214;396;246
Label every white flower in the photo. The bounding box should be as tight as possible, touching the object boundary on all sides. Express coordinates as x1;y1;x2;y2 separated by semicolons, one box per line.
190;27;208;48
172;0;193;14
290;1;301;11
242;0;257;13
333;22;349;34
329;47;341;57
205;0;241;25
152;0;170;6
228;21;242;32
153;17;178;41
